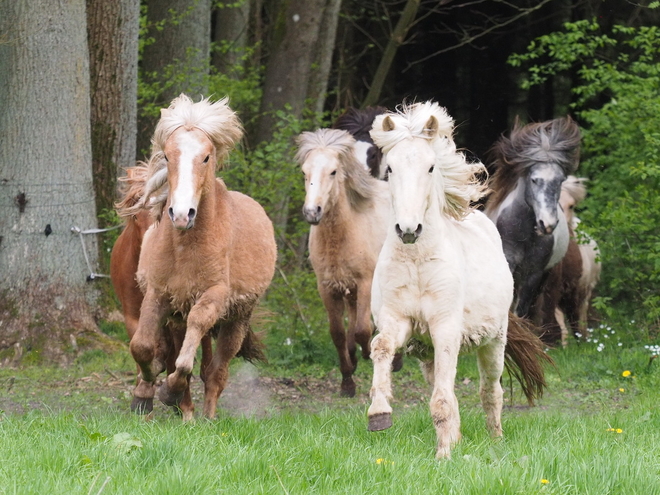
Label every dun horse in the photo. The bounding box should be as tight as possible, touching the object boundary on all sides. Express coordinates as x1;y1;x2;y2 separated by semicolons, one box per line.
367;102;550;458
297;128;389;397
333;107;387;178
118;94;276;420
485;117;581;319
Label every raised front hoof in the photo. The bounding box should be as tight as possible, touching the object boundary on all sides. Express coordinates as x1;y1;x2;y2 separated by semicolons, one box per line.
368;412;392;431
340;380;356;398
130;397;153;415
158;381;184;407
392;352;404;372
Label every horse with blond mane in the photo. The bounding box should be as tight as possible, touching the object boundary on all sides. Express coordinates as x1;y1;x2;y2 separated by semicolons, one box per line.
367;102;550;458
296;128;389;396
117;94;276;420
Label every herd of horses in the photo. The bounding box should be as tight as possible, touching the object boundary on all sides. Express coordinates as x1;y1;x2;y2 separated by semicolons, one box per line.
110;94;600;458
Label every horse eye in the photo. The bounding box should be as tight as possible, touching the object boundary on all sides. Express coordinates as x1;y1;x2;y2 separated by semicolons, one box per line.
386;166;392;175
163;154;168;162
330;170;337;176
428;166;435;174
203;155;210;163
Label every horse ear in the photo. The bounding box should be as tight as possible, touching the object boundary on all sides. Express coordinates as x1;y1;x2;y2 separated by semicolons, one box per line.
424;116;439;137
383;116;395;132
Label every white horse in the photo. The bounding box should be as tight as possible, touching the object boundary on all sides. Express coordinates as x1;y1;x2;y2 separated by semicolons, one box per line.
367;102;548;459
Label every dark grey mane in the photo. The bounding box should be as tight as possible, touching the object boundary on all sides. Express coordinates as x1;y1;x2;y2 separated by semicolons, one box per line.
487;116;581;208
333;106;388;142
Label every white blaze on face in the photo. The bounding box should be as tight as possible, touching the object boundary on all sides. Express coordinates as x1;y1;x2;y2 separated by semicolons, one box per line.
528;163;564;234
170;131;205;225
303;150;336;214
353;140;372;172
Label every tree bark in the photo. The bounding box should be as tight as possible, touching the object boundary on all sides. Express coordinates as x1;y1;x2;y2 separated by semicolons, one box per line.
212;0;252;76
0;0;103;364
255;0;328;144
87;0;140;223
137;0;212;157
362;0;420;108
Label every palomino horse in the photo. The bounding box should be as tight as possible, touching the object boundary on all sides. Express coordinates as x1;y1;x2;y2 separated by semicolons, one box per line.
367;102;550;458
296;128;389;397
333;107;387;178
485;117;581;321
118;94;277;420
555;176;601;341
111;169;212;419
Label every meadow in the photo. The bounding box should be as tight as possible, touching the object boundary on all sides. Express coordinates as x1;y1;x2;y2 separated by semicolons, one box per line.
1;319;660;495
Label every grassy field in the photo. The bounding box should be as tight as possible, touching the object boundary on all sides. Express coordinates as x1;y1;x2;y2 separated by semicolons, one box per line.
1;321;660;494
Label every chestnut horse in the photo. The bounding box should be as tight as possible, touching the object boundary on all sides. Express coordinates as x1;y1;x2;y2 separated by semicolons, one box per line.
368;102;549;458
111;168;212;419
297;128;389;397
118;94;276;420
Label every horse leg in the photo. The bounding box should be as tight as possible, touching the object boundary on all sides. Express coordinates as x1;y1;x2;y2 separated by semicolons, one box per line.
320;289;355;397
367;312;411;431
476;338;505;439
202;320;247;419
129;288;170;414
166;322;196;421
159;285;228;408
354;280;374;361
428;326;461;459
346;294;359;370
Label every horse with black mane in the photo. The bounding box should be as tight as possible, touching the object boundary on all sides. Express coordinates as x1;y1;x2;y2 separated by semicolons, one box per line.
333;106;388;178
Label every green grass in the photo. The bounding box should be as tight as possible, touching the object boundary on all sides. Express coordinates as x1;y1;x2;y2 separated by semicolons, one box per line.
1;319;660;494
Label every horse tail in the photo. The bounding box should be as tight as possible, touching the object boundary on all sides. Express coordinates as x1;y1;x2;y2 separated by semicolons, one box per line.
504;312;554;405
236;306;272;363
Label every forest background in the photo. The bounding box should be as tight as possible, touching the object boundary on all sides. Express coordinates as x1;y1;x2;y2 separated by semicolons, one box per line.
0;0;658;366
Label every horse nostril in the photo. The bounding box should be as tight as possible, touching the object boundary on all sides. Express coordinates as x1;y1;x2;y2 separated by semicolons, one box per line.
415;224;423;236
188;208;197;221
395;224;403;236
168;207;174;220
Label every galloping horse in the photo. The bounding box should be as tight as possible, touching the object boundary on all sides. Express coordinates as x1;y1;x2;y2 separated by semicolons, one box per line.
485;117;581;320
111;168;212;419
333;107;387;178
118;94;277;420
367;102;549;458
556;176;601;339
297;128;389;397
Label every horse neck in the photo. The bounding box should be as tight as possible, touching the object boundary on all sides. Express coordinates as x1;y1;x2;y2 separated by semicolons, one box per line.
318;183;353;237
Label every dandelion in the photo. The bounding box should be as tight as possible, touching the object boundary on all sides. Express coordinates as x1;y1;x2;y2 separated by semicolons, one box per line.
619;388;625;393
622;370;631;377
606;428;623;434
541;479;550;484
376;458;394;465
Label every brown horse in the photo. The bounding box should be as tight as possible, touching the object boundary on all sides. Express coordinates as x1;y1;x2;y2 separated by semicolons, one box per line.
296;128;389;397
117;94;276;420
111;169;212;420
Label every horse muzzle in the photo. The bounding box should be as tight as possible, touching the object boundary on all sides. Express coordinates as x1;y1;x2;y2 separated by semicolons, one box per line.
396;223;422;244
302;205;322;225
535;218;557;236
168;206;197;230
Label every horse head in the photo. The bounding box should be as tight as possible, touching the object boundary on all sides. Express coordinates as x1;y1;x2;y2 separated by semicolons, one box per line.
525;162;567;236
371;102;485;244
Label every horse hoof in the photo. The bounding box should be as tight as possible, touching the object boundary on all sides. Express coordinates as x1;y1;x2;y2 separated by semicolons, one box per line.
131;397;153;415
340;382;356;398
158;382;183;407
368;412;392;431
392;352;404;372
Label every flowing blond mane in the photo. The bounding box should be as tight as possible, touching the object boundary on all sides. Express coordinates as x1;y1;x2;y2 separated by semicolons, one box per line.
370;101;487;220
562;175;588;203
296;128;381;210
116;94;243;218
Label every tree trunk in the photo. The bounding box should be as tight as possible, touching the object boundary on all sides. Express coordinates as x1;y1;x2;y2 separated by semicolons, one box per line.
255;0;328;144
137;0;212;158
307;0;342;115
212;0;252;76
87;0;140;224
362;0;420;108
0;0;103;365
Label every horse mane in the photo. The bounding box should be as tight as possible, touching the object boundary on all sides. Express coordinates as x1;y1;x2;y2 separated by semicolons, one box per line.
116;94;243;218
295;128;380;211
562;175;588;204
487;116;581;209
370;101;487;220
333;106;388;142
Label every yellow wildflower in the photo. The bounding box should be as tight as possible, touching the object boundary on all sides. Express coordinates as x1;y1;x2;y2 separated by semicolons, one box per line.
540;479;549;484
376;458;394;465
619;388;625;392
606;428;623;433
622;370;631;377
